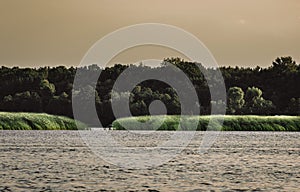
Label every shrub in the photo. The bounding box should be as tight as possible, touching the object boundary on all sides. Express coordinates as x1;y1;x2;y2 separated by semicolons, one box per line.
112;115;300;131
0;112;87;130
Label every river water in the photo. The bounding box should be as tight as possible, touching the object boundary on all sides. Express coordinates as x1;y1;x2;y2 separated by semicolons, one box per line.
0;131;299;191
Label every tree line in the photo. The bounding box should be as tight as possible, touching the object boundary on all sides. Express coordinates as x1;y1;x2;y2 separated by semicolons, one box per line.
0;56;299;126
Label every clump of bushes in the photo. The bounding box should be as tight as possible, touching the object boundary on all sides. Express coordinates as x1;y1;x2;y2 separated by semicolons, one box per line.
0;112;87;130
112;115;300;131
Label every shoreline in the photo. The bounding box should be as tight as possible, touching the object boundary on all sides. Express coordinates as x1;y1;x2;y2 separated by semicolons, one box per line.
112;115;300;131
0;112;86;130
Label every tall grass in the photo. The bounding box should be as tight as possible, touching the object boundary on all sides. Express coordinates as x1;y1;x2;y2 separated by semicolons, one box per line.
112;115;300;131
0;112;87;130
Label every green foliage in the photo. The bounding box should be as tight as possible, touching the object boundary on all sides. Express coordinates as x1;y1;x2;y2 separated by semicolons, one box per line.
1;91;42;112
245;87;262;100
40;79;56;95
112;115;300;132
211;100;226;115
272;56;298;74
130;100;147;116
244;87;275;115
0;112;87;130
287;98;300;115
0;56;299;127
227;87;245;114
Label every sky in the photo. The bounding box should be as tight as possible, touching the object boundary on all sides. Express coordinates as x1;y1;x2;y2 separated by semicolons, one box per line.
0;0;299;68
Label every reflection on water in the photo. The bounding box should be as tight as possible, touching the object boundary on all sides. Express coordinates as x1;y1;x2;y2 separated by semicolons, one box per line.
0;131;299;191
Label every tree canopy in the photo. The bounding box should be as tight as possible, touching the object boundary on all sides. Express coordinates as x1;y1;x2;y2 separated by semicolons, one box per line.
0;56;299;126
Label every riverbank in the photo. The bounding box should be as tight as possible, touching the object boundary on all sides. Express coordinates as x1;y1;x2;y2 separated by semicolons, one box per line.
112;115;300;131
0;112;86;130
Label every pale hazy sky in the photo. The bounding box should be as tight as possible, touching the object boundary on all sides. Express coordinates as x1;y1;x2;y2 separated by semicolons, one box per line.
0;0;299;68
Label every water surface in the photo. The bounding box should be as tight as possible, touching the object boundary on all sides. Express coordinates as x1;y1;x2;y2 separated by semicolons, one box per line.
0;131;299;191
